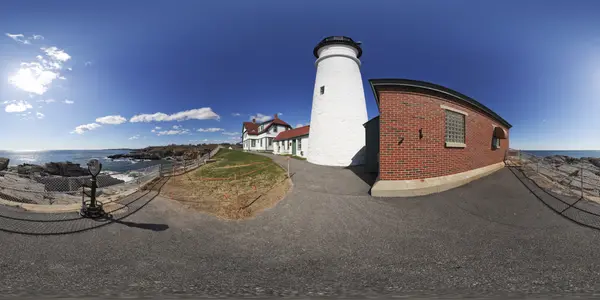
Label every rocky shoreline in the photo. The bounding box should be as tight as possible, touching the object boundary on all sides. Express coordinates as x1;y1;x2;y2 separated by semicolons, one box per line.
519;154;600;198
107;144;220;161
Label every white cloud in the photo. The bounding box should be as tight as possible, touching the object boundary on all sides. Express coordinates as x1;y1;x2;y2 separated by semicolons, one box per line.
129;135;140;140
63;99;74;104
58;76;66;80
5;33;30;44
156;129;190;136
84;61;92;66
250;113;272;123
67;67;72;71
278;112;283;116
130;107;220;122
173;125;181;129
36;112;44;119
41;47;71;62
155;126;161;130
231;113;241;117
95;115;127;125
72;123;101;134
8;46;71;95
5;100;33;113
36;99;55;104
5;33;44;44
8;63;59;95
221;132;238;136
197;127;224;132
295;123;305;128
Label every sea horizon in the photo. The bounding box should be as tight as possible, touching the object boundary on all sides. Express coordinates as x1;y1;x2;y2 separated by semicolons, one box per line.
521;150;600;158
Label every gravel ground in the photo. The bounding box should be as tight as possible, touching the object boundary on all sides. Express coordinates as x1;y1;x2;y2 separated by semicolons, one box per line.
1;155;600;298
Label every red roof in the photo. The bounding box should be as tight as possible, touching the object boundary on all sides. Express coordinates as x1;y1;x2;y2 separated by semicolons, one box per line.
274;125;310;141
243;122;259;135
243;117;291;136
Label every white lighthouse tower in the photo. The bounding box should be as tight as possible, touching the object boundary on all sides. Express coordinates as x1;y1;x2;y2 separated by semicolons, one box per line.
307;36;368;166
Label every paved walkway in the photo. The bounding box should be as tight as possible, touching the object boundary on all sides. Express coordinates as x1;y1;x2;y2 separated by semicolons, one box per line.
1;156;600;297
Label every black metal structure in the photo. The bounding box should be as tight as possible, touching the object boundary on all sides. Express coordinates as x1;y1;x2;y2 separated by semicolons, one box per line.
313;36;363;58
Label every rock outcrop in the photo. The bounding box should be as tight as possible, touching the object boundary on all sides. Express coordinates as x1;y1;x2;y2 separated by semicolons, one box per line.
14;162;89;177
17;164;44;175
0;158;8;171
43;162;88;177
107;144;214;161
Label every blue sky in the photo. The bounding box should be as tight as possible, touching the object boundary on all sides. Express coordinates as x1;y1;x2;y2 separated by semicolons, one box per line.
1;0;599;151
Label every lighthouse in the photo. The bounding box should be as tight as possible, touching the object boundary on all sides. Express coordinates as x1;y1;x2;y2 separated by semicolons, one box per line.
307;36;368;166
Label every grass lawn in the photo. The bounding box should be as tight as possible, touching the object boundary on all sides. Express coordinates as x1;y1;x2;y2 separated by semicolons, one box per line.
161;149;290;219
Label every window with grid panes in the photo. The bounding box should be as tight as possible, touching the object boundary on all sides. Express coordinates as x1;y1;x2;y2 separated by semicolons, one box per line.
445;110;465;144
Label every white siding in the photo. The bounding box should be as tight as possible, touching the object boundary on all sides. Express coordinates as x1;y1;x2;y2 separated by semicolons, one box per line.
273;135;309;158
242;123;284;152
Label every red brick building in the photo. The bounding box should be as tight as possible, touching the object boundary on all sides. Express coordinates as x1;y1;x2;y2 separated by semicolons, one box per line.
365;79;511;197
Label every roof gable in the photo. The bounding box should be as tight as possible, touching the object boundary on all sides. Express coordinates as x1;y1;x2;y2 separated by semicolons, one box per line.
274;125;310;141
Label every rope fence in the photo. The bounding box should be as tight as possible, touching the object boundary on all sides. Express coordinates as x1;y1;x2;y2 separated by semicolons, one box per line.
505;149;600;200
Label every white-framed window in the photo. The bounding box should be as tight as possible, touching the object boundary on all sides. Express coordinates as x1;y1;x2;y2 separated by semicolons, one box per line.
251;140;256;147
492;136;500;149
268;138;272;146
445;110;466;147
298;138;302;150
273;126;278;133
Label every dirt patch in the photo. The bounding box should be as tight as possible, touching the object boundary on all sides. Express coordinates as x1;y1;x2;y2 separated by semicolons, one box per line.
160;150;290;220
161;175;291;220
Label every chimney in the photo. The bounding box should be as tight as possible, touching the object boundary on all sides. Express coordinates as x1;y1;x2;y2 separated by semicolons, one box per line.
274;113;278;119
252;118;256;124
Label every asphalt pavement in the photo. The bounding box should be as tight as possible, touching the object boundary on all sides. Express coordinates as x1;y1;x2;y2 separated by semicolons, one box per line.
1;155;600;298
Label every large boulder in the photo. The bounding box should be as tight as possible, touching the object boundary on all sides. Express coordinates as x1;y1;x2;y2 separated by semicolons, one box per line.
43;161;89;177
0;157;8;171
587;158;600;168
17;164;44;175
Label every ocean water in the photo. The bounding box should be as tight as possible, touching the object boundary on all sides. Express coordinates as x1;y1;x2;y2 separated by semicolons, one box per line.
522;150;600;159
0;149;164;173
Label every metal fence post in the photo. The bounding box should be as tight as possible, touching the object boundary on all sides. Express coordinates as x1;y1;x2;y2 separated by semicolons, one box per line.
287;157;290;178
581;165;584;198
537;160;540;173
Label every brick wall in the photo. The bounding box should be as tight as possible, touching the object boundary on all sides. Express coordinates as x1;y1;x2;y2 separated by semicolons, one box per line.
379;87;510;180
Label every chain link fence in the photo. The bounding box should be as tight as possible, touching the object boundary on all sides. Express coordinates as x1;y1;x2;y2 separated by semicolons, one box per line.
0;146;223;206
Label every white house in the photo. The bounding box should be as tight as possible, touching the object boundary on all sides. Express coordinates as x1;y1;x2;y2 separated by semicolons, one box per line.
273;125;310;158
242;114;292;152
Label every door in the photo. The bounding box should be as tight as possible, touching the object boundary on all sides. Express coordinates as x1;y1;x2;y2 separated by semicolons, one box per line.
292;139;297;155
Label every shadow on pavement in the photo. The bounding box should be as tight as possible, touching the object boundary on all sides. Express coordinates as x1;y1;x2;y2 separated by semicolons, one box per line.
112;219;169;231
345;164;377;187
0;177;170;236
508;166;600;232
